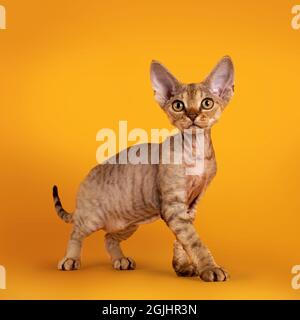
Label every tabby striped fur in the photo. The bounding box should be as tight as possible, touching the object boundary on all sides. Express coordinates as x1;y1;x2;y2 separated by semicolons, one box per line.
53;56;234;281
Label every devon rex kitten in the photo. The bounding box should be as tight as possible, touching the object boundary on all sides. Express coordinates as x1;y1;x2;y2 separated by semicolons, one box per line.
52;56;234;282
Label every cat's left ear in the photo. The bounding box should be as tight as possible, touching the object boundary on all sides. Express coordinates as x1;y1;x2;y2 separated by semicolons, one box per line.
203;56;234;104
150;60;180;107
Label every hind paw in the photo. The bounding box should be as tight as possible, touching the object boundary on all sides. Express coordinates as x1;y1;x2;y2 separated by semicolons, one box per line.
113;257;136;270
58;257;81;271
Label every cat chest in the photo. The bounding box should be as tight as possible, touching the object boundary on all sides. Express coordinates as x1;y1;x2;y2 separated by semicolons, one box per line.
186;163;216;205
186;175;206;205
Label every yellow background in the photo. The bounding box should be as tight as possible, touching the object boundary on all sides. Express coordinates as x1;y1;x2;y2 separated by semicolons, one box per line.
0;0;300;299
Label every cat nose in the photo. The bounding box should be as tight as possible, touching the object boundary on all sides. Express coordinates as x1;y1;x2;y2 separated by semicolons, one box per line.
187;113;198;121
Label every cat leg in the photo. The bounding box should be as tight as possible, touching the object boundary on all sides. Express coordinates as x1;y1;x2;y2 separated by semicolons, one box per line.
172;197;201;277
165;205;229;281
105;225;138;270
58;226;86;271
159;165;229;282
172;240;198;277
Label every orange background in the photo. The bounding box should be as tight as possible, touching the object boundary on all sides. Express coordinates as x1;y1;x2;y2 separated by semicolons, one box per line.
0;0;300;299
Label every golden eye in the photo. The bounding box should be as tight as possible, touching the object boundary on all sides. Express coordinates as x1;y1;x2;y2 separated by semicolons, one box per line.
201;98;214;110
172;100;185;112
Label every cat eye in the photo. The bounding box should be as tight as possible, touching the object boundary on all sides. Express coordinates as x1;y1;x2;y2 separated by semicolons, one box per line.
172;100;185;112
201;98;214;110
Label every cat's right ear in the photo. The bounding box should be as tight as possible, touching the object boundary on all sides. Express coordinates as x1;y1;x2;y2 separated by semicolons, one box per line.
150;61;180;107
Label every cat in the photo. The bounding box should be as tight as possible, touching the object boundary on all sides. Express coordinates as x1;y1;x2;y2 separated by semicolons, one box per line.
52;56;234;282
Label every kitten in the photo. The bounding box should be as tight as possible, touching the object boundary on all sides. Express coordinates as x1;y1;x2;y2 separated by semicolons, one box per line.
52;56;234;281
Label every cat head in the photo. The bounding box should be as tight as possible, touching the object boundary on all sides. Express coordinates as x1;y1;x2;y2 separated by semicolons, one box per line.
150;56;234;131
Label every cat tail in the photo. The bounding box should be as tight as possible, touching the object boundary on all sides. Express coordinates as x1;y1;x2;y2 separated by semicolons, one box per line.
52;185;73;223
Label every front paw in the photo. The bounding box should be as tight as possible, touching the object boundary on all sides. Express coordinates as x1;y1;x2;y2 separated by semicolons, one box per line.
173;261;198;277
199;266;229;282
175;265;199;277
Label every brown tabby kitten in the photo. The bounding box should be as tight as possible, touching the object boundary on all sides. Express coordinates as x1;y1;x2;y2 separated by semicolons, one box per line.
52;56;234;282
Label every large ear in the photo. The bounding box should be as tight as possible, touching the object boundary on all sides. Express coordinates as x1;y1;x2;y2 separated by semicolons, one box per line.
203;56;234;103
150;60;180;107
